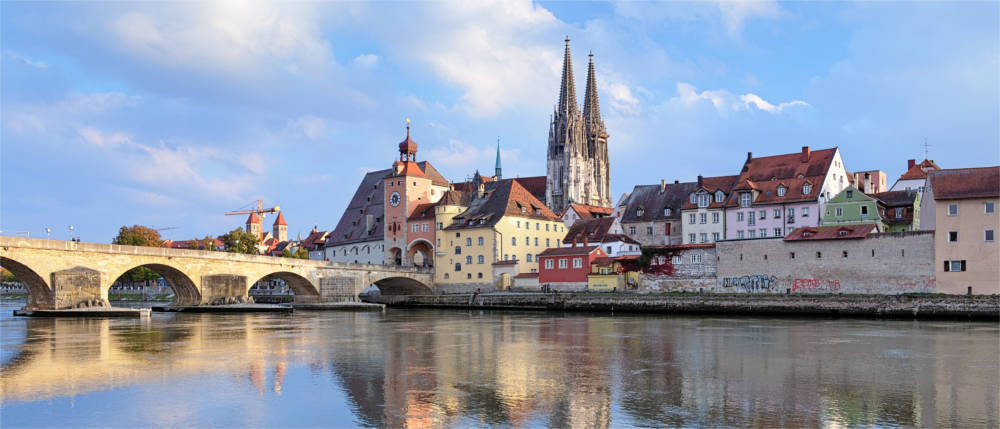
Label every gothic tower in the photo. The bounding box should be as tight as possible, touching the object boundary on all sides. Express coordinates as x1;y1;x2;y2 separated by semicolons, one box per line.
583;52;611;208
546;37;610;214
272;211;288;242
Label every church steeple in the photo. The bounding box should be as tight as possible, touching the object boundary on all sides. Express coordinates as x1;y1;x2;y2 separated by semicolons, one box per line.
557;36;578;116
495;137;502;180
583;51;605;133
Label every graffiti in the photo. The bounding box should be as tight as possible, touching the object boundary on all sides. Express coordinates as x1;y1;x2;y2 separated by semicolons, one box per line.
792;278;841;292
723;275;777;292
897;278;936;292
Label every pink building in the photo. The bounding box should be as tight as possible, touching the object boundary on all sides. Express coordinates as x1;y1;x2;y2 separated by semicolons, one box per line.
725;146;850;240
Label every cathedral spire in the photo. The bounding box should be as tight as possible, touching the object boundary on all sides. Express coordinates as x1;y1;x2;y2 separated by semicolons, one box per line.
495;137;502;180
557;36;578;115
583;51;603;128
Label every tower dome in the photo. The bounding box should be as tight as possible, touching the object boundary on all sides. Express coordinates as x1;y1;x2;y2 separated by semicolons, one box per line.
399;120;417;161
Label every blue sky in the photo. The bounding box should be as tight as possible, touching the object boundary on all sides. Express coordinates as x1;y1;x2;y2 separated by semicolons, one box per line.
2;1;997;242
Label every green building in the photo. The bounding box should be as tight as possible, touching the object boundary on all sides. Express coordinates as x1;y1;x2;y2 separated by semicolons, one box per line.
873;190;920;232
821;185;884;230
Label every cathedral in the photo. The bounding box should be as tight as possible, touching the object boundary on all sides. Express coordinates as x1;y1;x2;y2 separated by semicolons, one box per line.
546;37;611;214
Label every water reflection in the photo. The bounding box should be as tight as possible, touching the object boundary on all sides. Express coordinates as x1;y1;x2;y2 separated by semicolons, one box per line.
0;301;997;428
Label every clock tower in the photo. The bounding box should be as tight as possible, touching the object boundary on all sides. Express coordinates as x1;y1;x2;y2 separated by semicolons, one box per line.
383;121;439;266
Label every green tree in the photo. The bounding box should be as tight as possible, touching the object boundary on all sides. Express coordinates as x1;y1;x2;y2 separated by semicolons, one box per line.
202;235;217;251
1;268;18;283
186;239;200;249
112;225;163;247
293;247;309;259
281;248;292;258
220;228;259;254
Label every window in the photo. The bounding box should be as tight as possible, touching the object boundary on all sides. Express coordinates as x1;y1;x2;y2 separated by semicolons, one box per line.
444;273;449;279
477;273;483;279
478;237;484;245
545;259;554;269
790;252;795;259
534;237;539;246
455;246;462;255
697;194;710;208
987;202;996;214
478;255;485;264
689;214;696;224
986;230;995;242
803;207;810;217
803;183;811;194
411;224;419;233
504;254;509;260
606;246;612;254
787;208;795;218
740;193;752;207
438;222;443;229
672;256;682;265
629;226;636;235
466;238;472;246
526;254;533;262
748;215;756;226
895;208;904;219
466;273;472;279
573;258;583;268
455;263;462;271
816;251;822;259
647;226;653;235
423;223;430;232
949;231;958;242
690;253;703;264
846;190;853;199
700;213;707;224
737;231;745;239
689;233;696;243
516;221;521;228
749;230;756;238
777;186;786;197
535;223;539;230
558;259;568;269
944;260;967;272
948;204;958;216
774;228;782;237
556;239;561;247
546;238;551;247
525;236;529;247
836;207;843;217
511;237;517;246
737;212;745;222
861;205;869;216
466;256;473;264
664;208;672;216
546;224;550;231
636;209;644;216
437;238;441;246
759;211;766;220
715;191;724;202
700;233;708;243
759;229;766;238
712;212;720;223
712;232;720;241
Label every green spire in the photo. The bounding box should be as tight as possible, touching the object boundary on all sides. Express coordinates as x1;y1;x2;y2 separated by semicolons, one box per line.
495;137;502;180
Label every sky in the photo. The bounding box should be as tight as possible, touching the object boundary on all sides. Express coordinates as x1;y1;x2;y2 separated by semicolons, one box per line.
1;0;997;242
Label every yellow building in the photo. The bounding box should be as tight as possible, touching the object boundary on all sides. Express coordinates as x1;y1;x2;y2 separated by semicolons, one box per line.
434;179;565;293
587;256;641;291
927;167;999;294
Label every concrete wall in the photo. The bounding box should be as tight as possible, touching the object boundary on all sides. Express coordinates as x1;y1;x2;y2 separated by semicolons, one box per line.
640;246;718;293
716;232;936;294
324;240;384;265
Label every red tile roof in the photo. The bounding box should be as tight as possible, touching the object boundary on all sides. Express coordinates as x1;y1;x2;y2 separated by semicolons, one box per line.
681;175;738;210
273;211;287;226
643;243;716;250
898;159;941;180
539;245;602;257
726;147;837;207
446;179;559;230
246;212;260;224
784;224;875;241
928;167;1000;200
407;203;437;221
493;260;519;266
563;203;613;219
513;177;547;203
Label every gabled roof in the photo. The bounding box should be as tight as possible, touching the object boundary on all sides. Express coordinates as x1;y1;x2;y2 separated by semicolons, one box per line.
928;167;1000;200
681;175;738;210
407;203;437;221
539;245;602;257
445;179;559;230
301;229;329;250
563;217;619;244
726;147;837;207
513;176;547;203
874;190;918;207
437;189;472;207
273;212;287;226
417;161;450;187
563;203;613;219
784;224;875;241
246;212;260;224
326;169;388;247
620;182;698;222
898;159;941;181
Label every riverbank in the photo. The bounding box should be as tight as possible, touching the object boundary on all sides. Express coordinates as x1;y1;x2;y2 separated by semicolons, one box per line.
374;292;1000;320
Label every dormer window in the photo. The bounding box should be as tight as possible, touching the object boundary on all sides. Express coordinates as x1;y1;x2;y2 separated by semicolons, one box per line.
803;183;812;195
846;190;853;198
663;208;671;216
777;186;786;197
636;209;644;216
740;193;752;208
715;191;724;202
839;230;849;236
797;174;804;179
697;193;710;208
689;193;697;204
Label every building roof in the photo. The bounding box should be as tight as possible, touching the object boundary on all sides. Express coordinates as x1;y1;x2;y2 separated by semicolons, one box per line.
407;203;437;221
784;224;876;241
492;260;519;266
873;190;918;207
898;159;941;181
514;272;538;279
563;203;613;219
928;167;1000;200
301;229;329;250
273;211;287;226
246;212;260;224
513;176;548;203
620;181;698;222
563;217;620;244
643;243;716;251
438;189;472;206
726;147;837;207
681;175;738;210
539;245;602;257
326;169;388;247
445;179;559;230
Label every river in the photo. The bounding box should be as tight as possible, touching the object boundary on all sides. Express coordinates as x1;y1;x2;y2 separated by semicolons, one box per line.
0;299;997;428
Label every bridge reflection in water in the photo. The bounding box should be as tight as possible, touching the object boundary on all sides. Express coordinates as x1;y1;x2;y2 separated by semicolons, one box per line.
1;302;997;428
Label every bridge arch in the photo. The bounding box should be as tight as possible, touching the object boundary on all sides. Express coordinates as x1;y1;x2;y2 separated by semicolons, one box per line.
406;239;434;268
388;247;403;266
0;256;53;309
249;271;320;303
107;263;200;306
372;276;433;295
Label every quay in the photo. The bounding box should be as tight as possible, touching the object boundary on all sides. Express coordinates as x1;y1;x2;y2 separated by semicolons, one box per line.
374;292;1000;320
13;307;150;318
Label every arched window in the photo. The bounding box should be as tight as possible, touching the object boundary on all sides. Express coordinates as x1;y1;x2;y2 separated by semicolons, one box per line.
803;183;812;195
777;186;786;197
715;191;724;202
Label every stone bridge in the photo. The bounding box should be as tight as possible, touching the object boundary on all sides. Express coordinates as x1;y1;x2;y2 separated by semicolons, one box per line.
0;236;434;309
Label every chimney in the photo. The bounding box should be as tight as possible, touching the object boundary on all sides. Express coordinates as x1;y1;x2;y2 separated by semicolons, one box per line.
572;237;578;247
697;174;703;187
801;146;810;163
907;159;916;170
747;151;753;161
477;183;485;199
366;214;373;231
674;180;679;184
660;179;666;193
583;236;588;247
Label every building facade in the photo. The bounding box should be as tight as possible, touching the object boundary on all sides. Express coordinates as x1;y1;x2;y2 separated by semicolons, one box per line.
538;245;607;291
620;180;697;246
546;38;611;213
562;217;640;257
874;190;920;232
821;185;884;230
680;175;737;244
927;167;999;294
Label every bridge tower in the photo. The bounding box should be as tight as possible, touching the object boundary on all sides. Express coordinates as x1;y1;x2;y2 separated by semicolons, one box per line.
383;121;436;267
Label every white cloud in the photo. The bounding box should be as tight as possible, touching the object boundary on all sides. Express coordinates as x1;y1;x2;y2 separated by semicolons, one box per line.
601;80;641;116
714;0;783;37
292;115;327;140
672;82;809;114
78;127;132;147
6;51;48;69
352;53;379;69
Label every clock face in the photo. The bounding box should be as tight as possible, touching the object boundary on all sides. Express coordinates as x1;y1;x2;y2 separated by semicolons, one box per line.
390;191;401;207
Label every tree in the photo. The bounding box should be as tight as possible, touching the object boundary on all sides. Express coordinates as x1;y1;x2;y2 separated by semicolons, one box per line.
293;247;309;259
1;268;18;283
112;225;163;247
220;228;259;254
186;239;200;250
281;248;292;258
202;235;218;251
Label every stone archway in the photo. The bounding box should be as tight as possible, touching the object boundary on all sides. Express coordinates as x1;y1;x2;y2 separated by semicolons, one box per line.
372;276;433;295
0;256;53;309
406;239;434;268
388;247;403;266
249;271;320;304
107;263;201;306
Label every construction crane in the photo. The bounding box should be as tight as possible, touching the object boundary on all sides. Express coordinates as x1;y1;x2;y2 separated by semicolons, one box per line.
225;199;280;223
153;226;179;232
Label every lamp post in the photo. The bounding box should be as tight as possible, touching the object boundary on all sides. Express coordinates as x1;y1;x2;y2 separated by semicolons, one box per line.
45;227;51;239
68;225;74;241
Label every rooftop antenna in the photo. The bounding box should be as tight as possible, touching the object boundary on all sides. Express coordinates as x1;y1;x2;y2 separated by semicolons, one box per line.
922;137;931;160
